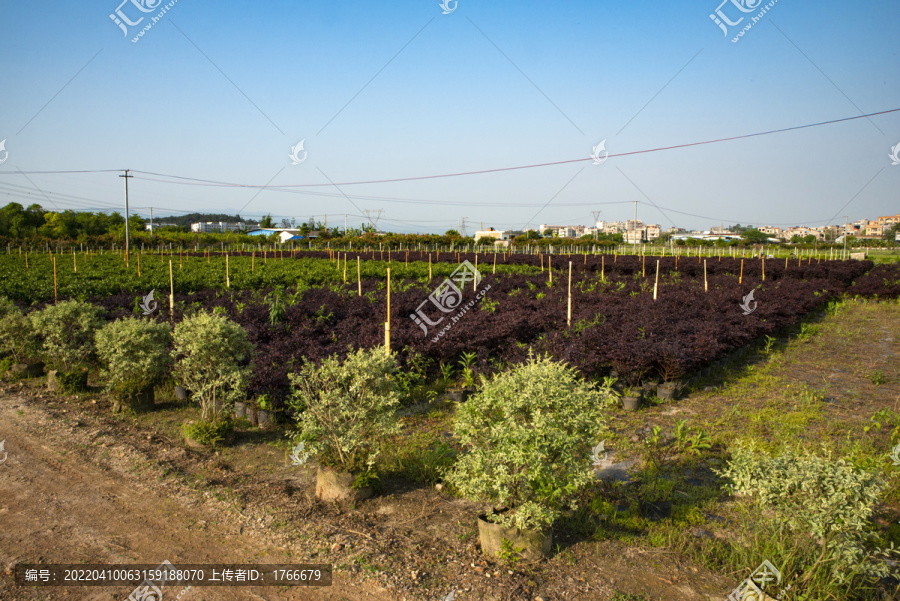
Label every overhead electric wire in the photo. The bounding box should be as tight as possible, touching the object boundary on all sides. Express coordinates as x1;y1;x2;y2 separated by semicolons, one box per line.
122;107;900;190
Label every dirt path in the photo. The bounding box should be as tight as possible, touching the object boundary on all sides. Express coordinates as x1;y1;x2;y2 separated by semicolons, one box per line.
0;383;739;601
0;391;395;601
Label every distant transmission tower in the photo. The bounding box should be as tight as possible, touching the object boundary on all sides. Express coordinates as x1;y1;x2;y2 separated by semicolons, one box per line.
592;210;603;227
364;209;384;230
458;217;469;237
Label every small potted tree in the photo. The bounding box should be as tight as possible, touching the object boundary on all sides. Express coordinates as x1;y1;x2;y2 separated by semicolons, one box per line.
95;317;173;413
254;394;275;430
287;347;401;503
173;310;253;447
621;387;642;410
0;297;42;377
29;300;105;392
443;354;617;561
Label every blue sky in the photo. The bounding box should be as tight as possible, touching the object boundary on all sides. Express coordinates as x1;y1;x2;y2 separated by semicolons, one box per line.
1;0;898;234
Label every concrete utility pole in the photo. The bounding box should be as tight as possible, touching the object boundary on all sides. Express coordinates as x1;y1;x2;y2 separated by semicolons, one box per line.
843;216;849;259
633;200;638;245
120;169;134;258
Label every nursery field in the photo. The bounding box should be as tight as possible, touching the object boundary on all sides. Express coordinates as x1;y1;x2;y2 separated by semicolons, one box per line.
1;251;899;406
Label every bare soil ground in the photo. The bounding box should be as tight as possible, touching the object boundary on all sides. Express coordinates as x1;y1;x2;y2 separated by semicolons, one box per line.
0;388;732;601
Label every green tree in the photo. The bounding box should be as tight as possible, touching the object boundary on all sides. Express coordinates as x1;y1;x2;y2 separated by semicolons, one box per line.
741;229;770;244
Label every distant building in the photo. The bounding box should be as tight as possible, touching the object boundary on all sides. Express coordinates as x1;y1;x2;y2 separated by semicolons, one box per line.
474;228;521;243
191;222;246;233
621;221;661;244
145;223;178;230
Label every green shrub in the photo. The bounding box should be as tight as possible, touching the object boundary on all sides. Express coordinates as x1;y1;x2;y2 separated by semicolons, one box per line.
95;318;173;400
717;445;899;586
287;347;401;474
181;419;233;447
442;353;617;531
173;311;253;421
29;300;105;371
0;297;38;363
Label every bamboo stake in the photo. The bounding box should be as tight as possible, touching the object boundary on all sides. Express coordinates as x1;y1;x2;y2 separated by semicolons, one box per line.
252;252;255;272
428;255;432;280
358;256;362;296
703;260;708;293
169;260;175;322
762;257;765;281
25;253;28;269
52;256;57;303
601;255;605;281
385;268;391;356
654;260;660;300
137;253;141;277
739;259;743;284
226;254;230;288
343;253;348;283
567;262;573;327
549;255;553;285
493;252;497;274
73;250;76;273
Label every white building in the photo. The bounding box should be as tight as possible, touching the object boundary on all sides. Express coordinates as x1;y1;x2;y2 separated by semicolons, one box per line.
191;222;247;233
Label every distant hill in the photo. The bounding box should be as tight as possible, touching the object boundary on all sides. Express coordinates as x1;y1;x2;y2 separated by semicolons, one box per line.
150;213;257;228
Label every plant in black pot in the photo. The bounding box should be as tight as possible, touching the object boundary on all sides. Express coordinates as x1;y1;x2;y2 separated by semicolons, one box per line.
29;300;105;393
621;387;642;411
254;394;278;430
95;317;173;413
442;353;618;562
287;347;401;503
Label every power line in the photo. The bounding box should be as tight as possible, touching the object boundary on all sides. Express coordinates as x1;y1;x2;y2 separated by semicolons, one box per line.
117;107;900;189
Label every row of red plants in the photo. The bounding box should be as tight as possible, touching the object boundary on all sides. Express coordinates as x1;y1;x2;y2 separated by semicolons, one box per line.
84;259;900;407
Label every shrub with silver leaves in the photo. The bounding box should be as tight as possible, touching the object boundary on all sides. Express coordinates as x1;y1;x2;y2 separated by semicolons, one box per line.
717;445;898;583
95;317;173;399
173;310;252;421
288;347;401;474
29;300;105;371
0;297;38;363
443;353;617;531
